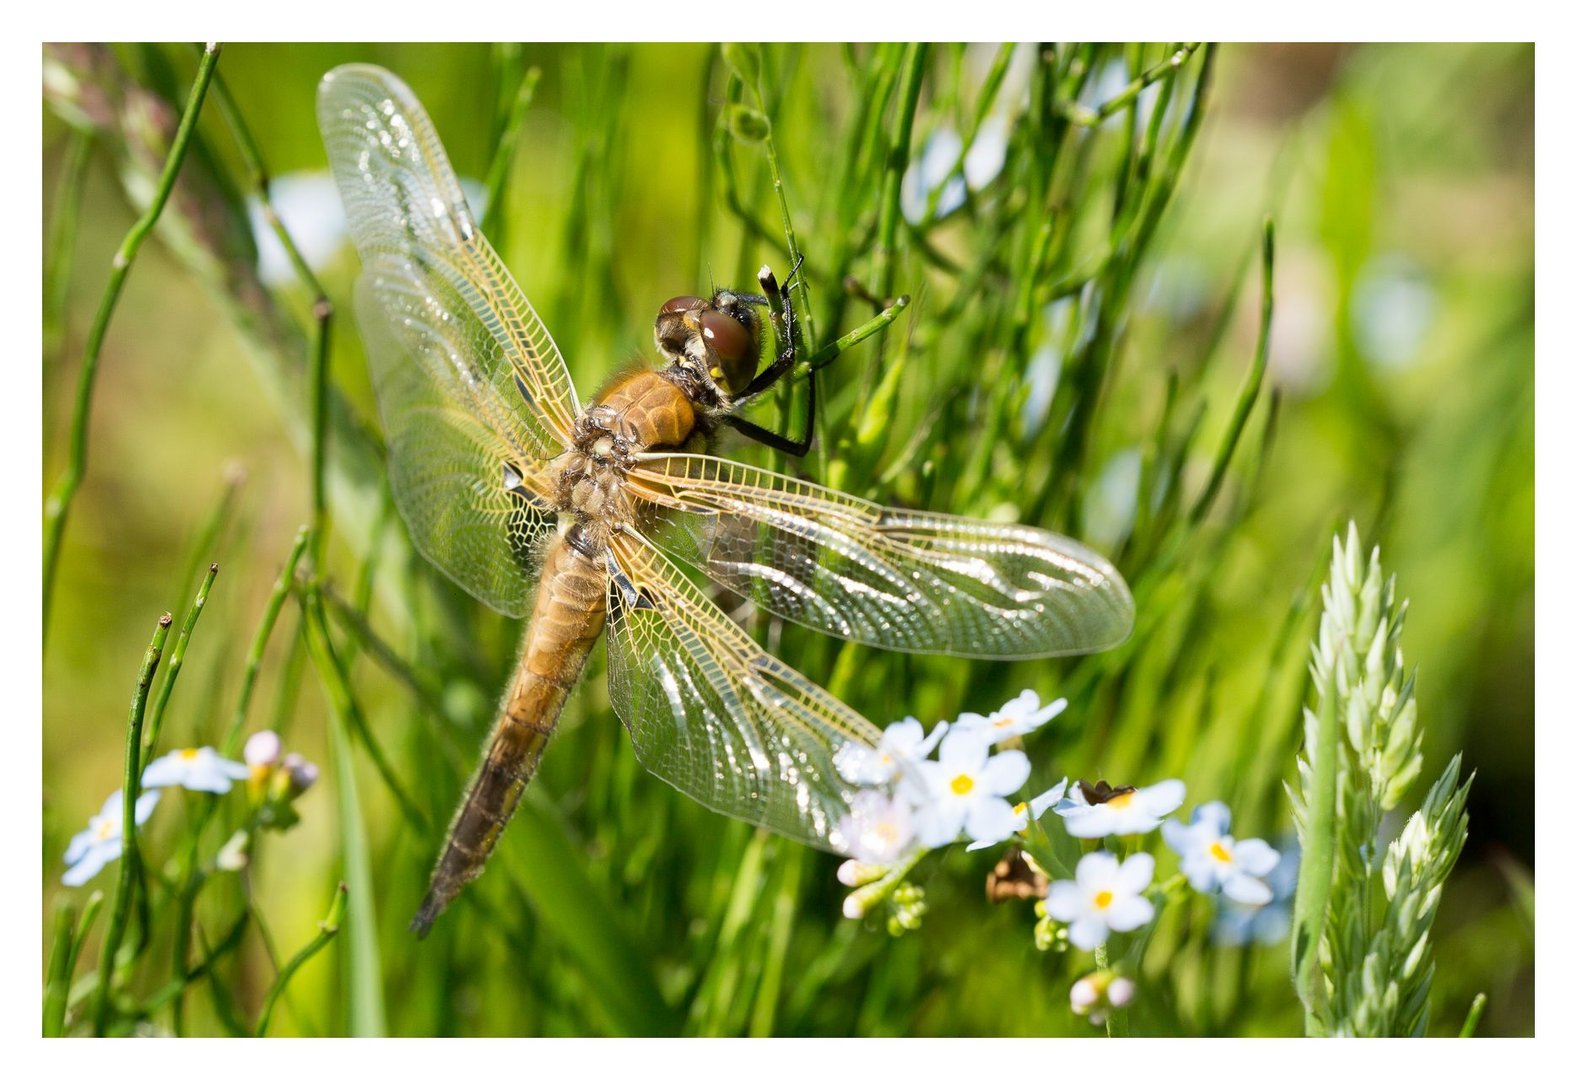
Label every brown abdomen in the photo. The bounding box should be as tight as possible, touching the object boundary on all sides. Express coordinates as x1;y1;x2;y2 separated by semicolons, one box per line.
410;535;608;936
596;369;702;451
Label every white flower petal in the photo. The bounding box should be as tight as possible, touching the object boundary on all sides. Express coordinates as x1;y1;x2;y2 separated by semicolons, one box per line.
182;771;237;795
1027;779;1068;819
937;728;989;771
1138;779;1186;817
62;842;116;886
1068;914;1109;951
1061;807;1120;839
914;801;965;848
63;827;97;866
1223;874;1274;906
1161;818;1191;854
1115;851;1155;893
1075;851;1121;891
140;752;188;789
1181;854;1220;894
1044;881;1083;922
133;789;161;824
1105;894;1155;933
1234;838;1281;876
1194;801;1231;834
980;749;1031;795
963;797;1021;845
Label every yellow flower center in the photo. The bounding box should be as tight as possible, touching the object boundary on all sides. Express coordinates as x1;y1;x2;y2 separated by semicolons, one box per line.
1093;890;1114;909
994;715;1014;728
875;822;898;843
179;748;200;761
1105;790;1135;809
94;819;115;840
950;773;975;796
1209;840;1233;863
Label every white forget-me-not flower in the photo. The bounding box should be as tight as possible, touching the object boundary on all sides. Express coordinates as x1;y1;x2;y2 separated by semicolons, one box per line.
836;789;919;866
912;728;1030;847
1054;778;1185;838
954;689;1067;746
964;777;1069;852
834;717;947;788
62;789;161;886
1163;802;1282;906
1044;850;1156;951
142;746;250;795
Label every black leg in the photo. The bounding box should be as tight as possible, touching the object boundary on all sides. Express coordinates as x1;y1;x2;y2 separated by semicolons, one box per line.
726;263;819;457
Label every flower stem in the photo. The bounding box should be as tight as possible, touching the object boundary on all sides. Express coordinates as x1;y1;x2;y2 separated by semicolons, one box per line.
42;899;77;1036
1092;944;1129;1037
254;882;346;1036
142;562;220;757
92;611;174;1036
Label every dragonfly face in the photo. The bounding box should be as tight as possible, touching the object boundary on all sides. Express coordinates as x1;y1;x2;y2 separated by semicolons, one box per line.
317;64;1136;937
654;290;769;400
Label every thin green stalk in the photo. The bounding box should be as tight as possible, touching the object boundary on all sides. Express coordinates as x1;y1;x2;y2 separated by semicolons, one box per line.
308;294;333;569
43;900;77;1036
312;599;386;1037
208;63;336;570
43;43;221;644
481;66;542;242
44;129;94;361
255;882;347;1036
93;611;173;1036
1190;218;1275;525
747;846;803;1036
222;527;310;755
802;294;910;373
1291;681;1341;1031
871;44;928;306
321;585;449;721
132;910;250;1021
1060;43;1202;127
174;466;244;611
142;562;220;756
1092;944;1130;1037
1459;993;1487;1037
301;587;427;833
65;890;105;1000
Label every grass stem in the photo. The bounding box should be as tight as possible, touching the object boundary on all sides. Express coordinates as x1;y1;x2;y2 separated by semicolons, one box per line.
43;44;221;646
254;882;346;1036
92;611;173;1036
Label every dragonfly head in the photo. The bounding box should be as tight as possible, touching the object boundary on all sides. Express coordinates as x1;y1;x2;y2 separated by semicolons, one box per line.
654;290;766;400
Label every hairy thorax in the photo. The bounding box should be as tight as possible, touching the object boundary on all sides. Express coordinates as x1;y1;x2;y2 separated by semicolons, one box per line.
549;369;707;555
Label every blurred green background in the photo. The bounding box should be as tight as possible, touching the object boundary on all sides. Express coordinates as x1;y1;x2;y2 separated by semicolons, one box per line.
42;43;1532;1036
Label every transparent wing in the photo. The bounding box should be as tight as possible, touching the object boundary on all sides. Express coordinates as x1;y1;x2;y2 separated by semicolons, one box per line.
604;530;886;852
353;267;557;616
627;454;1135;659
318;63;581;459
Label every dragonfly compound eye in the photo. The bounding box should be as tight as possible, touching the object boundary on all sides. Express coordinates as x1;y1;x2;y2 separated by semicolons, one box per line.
660;295;705;314
700;308;759;396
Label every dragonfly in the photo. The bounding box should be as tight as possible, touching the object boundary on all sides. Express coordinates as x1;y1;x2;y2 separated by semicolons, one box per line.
317;64;1135;937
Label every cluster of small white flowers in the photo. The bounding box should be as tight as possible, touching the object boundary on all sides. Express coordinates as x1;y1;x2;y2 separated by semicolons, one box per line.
61;732;318;887
831;687;1287;975
833;690;1068;866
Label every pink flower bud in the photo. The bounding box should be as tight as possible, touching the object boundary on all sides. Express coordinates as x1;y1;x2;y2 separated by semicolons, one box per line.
244;730;282;768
